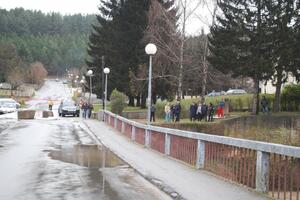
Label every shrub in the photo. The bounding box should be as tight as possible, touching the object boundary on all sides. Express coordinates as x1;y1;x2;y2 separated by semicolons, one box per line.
110;89;128;115
281;84;300;111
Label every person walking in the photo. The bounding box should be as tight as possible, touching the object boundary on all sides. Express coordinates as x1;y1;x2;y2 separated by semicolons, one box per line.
219;98;225;118
82;102;88;119
88;103;94;118
189;102;197;121
150;104;156;122
48;99;54;111
170;104;175;122
164;103;171;122
174;102;181;122
196;102;202;121
201;103;208;121
261;96;269;114
208;103;215;122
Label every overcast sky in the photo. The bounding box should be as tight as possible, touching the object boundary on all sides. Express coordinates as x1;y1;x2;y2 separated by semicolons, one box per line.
0;0;213;35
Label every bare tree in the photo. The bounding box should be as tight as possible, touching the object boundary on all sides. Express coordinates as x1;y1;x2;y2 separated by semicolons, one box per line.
7;66;25;97
27;62;48;85
195;0;218;101
176;0;202;99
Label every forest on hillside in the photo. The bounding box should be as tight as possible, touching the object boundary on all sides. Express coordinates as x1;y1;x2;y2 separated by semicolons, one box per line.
0;8;95;77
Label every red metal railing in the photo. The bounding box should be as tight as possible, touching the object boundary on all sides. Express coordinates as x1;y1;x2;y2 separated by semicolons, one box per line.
117;119;122;132
135;127;145;145
109;115;114;127
150;131;165;154
101;111;300;200
269;154;300;200
124;123;132;138
170;135;197;166
204;142;257;188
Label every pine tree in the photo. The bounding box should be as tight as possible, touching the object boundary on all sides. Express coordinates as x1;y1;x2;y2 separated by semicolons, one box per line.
265;0;299;112
209;0;273;114
87;0;150;102
87;0;124;98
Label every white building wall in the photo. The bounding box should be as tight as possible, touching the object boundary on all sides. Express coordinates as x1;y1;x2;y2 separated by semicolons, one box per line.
260;74;298;94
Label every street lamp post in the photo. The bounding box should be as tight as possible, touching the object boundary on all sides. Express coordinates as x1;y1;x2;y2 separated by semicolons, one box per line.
86;70;93;104
103;67;110;116
145;43;157;126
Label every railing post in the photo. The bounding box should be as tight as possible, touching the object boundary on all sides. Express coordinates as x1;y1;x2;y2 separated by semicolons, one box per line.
121;121;125;134
196;139;205;169
131;125;136;141
165;133;171;155
145;129;151;148
114;116;117;129
255;151;270;193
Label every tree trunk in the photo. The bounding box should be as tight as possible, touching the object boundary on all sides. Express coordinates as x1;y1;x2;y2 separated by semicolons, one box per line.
201;36;208;102
128;95;135;107
252;78;260;115
177;0;186;100
273;71;283;112
141;93;146;109
136;94;141;107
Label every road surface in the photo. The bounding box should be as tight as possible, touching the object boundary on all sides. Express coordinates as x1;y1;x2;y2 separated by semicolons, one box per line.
0;79;172;200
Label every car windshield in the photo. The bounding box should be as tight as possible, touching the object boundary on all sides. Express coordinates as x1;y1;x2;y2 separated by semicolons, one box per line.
63;102;75;107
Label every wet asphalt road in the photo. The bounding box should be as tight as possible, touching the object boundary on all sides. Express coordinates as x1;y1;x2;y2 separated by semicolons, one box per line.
0;80;172;200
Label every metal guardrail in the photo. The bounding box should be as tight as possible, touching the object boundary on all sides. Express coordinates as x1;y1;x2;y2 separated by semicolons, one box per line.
98;111;300;199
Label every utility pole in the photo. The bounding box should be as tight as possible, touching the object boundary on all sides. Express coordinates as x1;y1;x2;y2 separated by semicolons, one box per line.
101;55;105;111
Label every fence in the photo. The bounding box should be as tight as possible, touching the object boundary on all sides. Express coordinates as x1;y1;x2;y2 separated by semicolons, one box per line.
99;111;300;199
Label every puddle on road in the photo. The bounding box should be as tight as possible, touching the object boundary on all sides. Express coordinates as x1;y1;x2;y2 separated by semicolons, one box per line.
47;144;124;168
43;144;171;200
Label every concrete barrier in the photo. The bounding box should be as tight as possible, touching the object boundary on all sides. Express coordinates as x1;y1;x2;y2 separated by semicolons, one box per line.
18;110;36;119
42;111;53;118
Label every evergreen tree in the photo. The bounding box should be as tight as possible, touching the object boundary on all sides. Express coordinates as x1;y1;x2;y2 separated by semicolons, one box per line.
265;0;299;112
87;0;150;102
209;0;273;114
87;0;124;98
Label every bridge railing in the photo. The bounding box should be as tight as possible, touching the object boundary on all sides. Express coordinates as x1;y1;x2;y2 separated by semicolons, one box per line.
100;111;300;199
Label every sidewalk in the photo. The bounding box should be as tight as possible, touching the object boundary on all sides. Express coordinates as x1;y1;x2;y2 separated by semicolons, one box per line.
82;119;269;200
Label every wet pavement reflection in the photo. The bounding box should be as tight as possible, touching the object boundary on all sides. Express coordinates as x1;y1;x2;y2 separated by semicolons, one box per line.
47;144;124;168
0;119;172;200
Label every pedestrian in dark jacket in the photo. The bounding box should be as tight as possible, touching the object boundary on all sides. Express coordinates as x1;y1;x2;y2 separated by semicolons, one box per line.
88;103;93;118
208;103;215;122
189;102;197;121
150;104;156;122
261;96;269;114
174;102;181;122
170;104;175;122
201;103;208;121
82;102;88;119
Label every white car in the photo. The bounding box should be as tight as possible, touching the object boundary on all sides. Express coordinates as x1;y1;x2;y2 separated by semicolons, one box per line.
225;89;247;95
0;98;20;114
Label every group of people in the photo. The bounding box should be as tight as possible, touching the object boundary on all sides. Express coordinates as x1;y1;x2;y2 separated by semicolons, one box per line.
189;102;217;122
79;99;94;119
163;102;182;122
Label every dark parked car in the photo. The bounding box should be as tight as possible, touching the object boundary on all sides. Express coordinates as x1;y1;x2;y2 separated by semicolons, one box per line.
58;101;80;117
